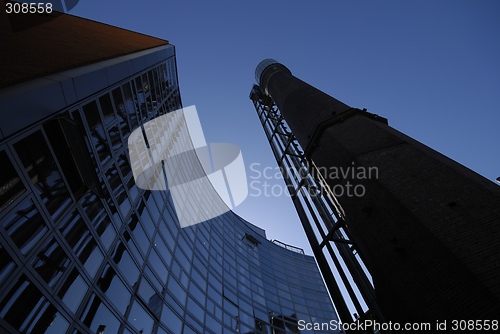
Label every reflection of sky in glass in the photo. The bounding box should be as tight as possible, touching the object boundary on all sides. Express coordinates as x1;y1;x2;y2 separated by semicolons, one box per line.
0;42;340;333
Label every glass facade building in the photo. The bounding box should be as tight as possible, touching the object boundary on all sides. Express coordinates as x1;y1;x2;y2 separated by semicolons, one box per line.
0;14;338;334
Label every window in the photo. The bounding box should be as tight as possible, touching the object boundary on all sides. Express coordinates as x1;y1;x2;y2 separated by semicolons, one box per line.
128;300;155;333
81;294;121;334
14;130;72;219
82;101;111;166
32;237;70;288
98;265;130;315
59;269;88;313
0;150;25;213
2;198;47;255
0;274;68;333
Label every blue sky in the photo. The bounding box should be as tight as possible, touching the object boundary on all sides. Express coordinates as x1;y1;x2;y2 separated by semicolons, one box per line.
70;0;500;255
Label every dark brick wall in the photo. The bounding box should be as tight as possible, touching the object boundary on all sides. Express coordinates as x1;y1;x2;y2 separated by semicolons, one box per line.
311;114;500;323
262;63;500;325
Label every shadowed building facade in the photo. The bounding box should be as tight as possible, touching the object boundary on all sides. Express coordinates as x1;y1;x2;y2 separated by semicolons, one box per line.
251;59;500;325
0;14;339;334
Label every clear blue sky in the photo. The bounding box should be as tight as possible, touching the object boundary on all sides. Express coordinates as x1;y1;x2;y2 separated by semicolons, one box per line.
70;0;500;255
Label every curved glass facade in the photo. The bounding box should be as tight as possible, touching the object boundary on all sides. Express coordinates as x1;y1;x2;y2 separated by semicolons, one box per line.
0;28;338;334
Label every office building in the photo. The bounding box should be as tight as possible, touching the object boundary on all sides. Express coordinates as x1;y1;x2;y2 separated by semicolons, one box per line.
0;14;338;334
250;59;500;324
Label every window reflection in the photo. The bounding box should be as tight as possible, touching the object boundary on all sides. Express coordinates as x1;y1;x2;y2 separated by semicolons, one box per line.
0;274;63;333
99;94;122;153
128;212;149;255
81;294;121;334
138;277;162;318
59;208;91;253
112;241;139;286
2;197;47;255
58;269;88;313
129;300;155;333
105;164;130;216
79;192;116;250
121;82;139;129
0;245;16;288
0;150;25;213
75;235;103;279
98;264;131;315
112;87;132;137
82;101;111;166
14;131;72;219
32;237;70;288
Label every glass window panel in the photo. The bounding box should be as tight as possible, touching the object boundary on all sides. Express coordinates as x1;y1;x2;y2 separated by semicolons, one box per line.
0;274;61;333
208;272;222;295
129;237;144;265
132;78;148;122
179;269;189;289
98;94;122;153
71;110;99;174
42;311;70;334
147;292;163;319
153;234;171;267
59;208;91;253
205;313;222;333
80;192;116;249
31;237;70;288
122;229;143;264
14;131;72;219
189;281;205;307
164;290;183;316
98;265;130;315
82;294;121;334
43;115;92;197
144;266;163;291
82;101;111;166
174;244;190;273
112;87;132;137
79;191;103;225
0;245;16;288
26;300;63;333
121;82;138;129
157;327;168;334
59;269;88;313
128;300;155;334
2;197;47;255
168;277;186;306
105;164;130;217
82;241;103;279
185;313;203;333
136;200;154;237
126;178;139;202
138;278;155;304
0;150;25;213
193;252;208;277
116;152;131;179
107;200;122;228
97;218;116;251
149;69;161;103
148;249;168;282
159;219;176;249
112;241;139;286
128;213;149;255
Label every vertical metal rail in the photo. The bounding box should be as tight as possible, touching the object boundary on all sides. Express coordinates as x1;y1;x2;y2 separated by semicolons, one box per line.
249;85;387;327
